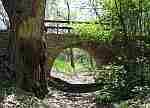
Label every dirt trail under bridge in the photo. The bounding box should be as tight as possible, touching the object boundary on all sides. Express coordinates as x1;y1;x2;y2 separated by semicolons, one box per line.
0;71;98;108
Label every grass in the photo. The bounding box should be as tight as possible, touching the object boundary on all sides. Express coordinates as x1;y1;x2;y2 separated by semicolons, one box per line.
53;59;73;74
52;58;95;75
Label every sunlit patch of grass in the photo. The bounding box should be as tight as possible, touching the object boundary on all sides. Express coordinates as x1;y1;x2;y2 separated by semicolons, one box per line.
52;58;95;75
119;102;128;108
50;48;97;75
53;59;73;74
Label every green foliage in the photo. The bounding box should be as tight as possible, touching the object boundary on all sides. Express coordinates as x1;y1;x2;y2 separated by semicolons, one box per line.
52;48;96;74
101;0;150;32
94;1;150;102
0;80;16;96
0;80;15;88
96;91;113;104
53;59;73;74
131;86;150;98
71;23;112;42
53;56;95;74
68;0;150;43
95;65;128;102
95;63;150;103
95;65;126;87
119;102;128;108
47;0;150;105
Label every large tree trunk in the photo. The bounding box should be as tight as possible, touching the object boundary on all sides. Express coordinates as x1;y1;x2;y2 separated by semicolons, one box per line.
1;0;48;99
1;0;17;79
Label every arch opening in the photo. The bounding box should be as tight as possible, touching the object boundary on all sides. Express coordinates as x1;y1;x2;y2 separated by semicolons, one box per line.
49;48;97;84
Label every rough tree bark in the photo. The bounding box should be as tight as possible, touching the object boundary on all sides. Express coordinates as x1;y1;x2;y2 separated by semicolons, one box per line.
1;0;48;99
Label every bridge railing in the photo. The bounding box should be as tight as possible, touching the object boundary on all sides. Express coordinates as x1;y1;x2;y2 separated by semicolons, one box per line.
44;20;100;34
44;20;74;34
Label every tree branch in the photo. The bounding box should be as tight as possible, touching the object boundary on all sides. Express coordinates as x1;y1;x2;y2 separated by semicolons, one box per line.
114;0;127;38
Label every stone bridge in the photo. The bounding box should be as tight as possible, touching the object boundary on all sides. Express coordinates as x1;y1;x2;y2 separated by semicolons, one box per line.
0;31;148;79
0;30;114;80
46;33;113;71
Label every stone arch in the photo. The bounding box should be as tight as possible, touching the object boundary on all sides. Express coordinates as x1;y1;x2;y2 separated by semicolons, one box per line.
47;43;95;68
63;41;113;68
54;47;96;69
47;47;97;84
47;40;113;79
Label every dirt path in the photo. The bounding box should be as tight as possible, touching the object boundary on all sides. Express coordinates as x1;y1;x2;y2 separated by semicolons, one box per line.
0;71;97;108
43;87;96;108
0;87;96;108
